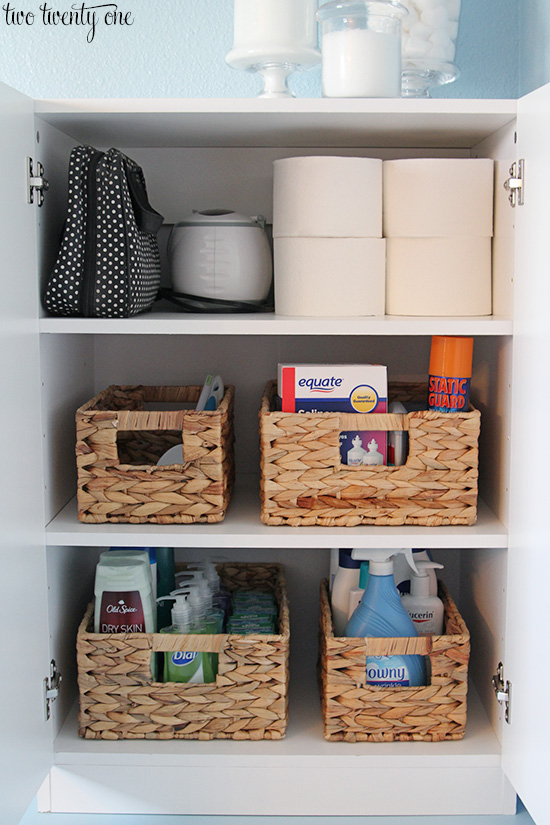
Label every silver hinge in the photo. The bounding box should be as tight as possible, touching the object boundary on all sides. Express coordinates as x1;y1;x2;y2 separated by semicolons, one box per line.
504;158;524;207
27;157;49;207
44;659;62;721
492;662;511;724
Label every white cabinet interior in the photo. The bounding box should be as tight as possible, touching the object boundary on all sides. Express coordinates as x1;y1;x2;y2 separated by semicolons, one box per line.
24;97;529;817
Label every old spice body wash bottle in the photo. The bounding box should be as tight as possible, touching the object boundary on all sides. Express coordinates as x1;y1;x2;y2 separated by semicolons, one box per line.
428;335;474;413
94;556;156;634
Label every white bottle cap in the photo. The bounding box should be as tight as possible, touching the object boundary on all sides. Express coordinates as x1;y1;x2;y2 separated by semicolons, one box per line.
173;585;205;622
198;560;221;590
176;572;213;608
96;556;152;590
410;561;444;597
171;595;191;631
156;593;192;631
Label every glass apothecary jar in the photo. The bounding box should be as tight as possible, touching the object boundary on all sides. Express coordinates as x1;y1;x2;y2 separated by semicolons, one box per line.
317;0;407;98
400;0;461;97
226;0;320;98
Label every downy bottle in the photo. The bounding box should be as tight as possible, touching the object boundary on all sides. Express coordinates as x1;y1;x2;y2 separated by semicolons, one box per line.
345;549;426;687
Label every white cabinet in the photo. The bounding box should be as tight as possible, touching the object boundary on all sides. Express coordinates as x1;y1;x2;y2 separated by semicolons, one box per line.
2;81;549;824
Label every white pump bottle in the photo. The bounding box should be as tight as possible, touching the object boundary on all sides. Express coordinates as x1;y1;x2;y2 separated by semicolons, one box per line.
402;561;445;635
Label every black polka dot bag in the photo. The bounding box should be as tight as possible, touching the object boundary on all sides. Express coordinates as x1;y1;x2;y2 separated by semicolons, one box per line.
43;146;164;317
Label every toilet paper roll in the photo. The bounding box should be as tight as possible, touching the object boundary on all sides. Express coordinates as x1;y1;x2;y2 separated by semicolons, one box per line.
383;159;494;237
386;237;492;316
273;156;382;238
274;237;386;317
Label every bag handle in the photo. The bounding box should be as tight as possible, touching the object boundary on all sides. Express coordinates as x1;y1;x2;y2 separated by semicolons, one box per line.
125;164;164;235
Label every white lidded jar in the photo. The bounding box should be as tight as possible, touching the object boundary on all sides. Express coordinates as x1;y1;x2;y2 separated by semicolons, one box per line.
229;0;319;57
226;0;321;98
168;210;272;304
400;0;461;97
317;0;407;98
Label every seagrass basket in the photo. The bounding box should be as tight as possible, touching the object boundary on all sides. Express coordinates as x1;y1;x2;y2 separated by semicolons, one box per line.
259;380;480;526
76;384;235;523
319;579;470;742
77;563;289;740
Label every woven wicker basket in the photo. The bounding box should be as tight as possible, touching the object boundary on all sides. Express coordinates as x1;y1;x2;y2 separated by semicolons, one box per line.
76;384;235;524
259;380;480;527
77;563;289;740
319;579;469;742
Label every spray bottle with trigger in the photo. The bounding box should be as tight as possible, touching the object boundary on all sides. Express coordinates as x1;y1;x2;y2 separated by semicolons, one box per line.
345;548;427;687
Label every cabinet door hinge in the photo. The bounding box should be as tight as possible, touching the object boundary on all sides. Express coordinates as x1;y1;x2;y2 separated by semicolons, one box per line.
27;157;49;207
44;659;62;721
504;159;524;207
492;662;511;724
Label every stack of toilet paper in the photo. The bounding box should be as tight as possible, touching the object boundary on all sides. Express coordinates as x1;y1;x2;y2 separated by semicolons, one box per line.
272;156;385;317
383;158;494;316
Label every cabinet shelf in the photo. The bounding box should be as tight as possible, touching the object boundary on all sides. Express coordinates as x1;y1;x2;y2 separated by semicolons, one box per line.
45;481;507;549
39;312;514;337
56;678;499;767
52;679;507;816
35;97;517;150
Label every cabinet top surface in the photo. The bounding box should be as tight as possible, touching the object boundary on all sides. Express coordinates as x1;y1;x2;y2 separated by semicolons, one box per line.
34;98;518;149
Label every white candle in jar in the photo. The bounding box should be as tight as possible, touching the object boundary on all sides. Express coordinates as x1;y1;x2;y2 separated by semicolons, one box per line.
232;0;319;55
322;28;402;97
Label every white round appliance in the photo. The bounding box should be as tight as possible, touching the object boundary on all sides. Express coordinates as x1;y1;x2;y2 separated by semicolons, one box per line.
169;209;273;304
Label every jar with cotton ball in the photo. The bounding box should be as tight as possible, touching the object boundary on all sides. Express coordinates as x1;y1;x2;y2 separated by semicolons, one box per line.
400;0;461;97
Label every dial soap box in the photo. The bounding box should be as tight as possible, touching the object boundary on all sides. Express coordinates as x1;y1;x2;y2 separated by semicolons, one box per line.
277;364;388;465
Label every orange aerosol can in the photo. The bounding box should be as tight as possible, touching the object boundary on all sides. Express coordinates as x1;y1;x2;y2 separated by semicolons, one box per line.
428;336;473;413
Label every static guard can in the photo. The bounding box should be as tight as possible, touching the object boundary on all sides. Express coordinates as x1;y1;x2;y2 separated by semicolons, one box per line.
428;336;474;413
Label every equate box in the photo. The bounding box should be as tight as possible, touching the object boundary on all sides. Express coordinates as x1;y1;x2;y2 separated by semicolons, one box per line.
278;364;387;414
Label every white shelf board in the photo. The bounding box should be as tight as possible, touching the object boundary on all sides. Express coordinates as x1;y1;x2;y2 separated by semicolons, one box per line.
39;312;514;336
45;483;507;549
55;678;500;770
51;677;510;815
35;97;517;149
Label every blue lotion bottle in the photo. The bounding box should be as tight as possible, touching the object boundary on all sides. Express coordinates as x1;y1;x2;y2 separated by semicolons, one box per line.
345;549;426;687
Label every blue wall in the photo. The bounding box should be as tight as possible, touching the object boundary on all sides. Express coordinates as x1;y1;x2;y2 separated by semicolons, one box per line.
520;0;550;95
2;2;549;824
0;0;523;100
